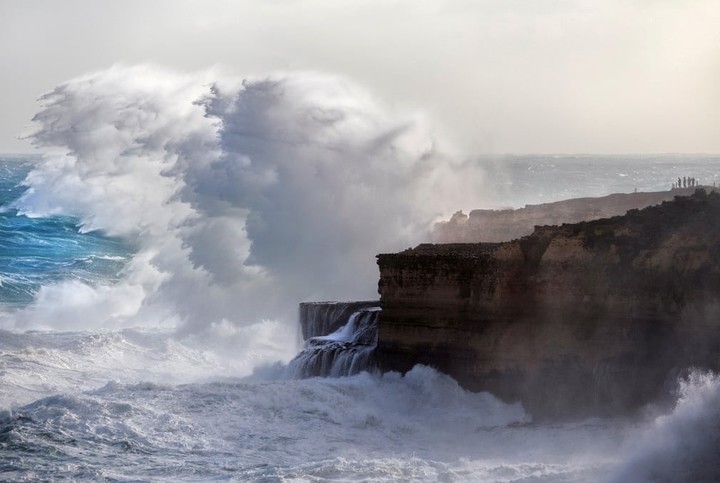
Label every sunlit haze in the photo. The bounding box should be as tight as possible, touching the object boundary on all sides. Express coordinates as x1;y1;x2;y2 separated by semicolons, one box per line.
1;0;719;154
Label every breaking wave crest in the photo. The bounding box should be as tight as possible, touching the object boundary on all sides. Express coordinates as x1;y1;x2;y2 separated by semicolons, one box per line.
7;65;485;346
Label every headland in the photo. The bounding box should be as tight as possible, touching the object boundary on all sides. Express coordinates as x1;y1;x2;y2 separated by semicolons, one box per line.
377;189;720;418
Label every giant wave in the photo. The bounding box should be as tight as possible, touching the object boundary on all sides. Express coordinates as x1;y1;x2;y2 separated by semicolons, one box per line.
7;65;484;340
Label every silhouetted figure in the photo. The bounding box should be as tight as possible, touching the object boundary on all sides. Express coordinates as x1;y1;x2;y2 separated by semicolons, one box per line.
683;177;687;188
678;177;682;188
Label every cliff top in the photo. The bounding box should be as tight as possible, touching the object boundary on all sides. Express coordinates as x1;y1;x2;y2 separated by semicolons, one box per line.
469;187;704;217
388;243;499;257
432;187;717;244
385;189;720;260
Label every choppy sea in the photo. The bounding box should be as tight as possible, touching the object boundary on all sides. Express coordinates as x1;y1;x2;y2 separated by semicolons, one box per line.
2;152;720;482
5;63;720;483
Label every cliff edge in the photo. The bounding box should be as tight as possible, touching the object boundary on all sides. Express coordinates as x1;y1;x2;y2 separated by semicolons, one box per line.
433;187;704;243
377;190;720;419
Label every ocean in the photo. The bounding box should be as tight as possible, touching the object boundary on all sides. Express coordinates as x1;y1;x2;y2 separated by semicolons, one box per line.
1;67;720;481
2;153;719;482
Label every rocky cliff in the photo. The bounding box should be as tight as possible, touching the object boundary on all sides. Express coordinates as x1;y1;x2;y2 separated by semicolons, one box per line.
433;187;704;243
377;190;720;419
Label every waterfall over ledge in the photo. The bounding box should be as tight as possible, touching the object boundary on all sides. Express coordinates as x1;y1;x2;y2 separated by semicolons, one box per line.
289;301;380;378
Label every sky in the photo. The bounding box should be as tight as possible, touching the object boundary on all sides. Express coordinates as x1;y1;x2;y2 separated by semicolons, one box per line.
1;0;719;155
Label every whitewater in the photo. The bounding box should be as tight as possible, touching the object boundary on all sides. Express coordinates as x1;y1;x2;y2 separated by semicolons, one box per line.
1;66;720;481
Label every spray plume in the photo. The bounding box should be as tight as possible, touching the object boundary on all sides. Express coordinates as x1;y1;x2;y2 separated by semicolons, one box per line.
11;65;485;342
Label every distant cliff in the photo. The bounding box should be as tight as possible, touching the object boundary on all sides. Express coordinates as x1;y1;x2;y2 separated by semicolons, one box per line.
433;187;704;243
377;190;720;419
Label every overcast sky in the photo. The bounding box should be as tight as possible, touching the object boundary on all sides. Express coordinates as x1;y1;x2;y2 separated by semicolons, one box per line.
1;0;719;155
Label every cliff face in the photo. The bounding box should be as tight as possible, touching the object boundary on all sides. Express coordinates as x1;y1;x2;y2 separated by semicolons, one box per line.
377;191;720;418
433;187;704;243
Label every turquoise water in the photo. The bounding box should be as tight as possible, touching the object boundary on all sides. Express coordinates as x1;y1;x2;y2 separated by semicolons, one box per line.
0;156;131;306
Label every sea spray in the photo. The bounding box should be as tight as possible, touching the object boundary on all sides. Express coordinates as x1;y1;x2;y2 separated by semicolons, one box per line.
610;370;720;482
3;65;720;480
1;361;535;481
0;159;131;311
4;151;720;479
11;66;486;336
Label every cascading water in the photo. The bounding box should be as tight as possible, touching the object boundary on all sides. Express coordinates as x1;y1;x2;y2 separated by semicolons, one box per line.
289;302;381;378
298;301;380;339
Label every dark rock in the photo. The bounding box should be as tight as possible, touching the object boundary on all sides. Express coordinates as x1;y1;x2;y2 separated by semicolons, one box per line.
377;190;720;419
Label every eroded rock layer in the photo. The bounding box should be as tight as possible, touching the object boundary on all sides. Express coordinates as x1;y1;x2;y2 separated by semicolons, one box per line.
377;191;720;419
